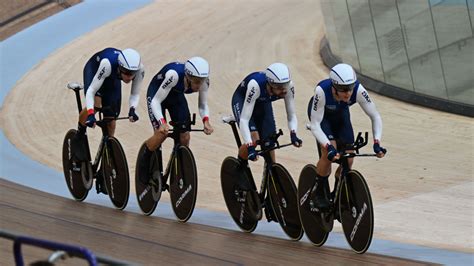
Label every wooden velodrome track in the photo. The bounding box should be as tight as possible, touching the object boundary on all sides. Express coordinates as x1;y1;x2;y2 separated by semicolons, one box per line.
1;179;430;265
1;0;472;264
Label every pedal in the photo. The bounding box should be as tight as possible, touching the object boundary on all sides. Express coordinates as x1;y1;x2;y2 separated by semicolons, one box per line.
95;175;108;195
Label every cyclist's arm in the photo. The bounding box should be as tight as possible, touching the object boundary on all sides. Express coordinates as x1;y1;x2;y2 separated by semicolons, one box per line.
356;84;382;141
283;81;298;133
309;86;331;146
239;79;260;145
85;59;111;111
197;78;210;122
150;69;178;125
129;63;145;109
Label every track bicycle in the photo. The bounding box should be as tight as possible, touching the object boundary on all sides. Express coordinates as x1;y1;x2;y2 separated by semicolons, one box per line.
297;131;376;253
220;115;303;240
62;82;130;210
135;114;202;222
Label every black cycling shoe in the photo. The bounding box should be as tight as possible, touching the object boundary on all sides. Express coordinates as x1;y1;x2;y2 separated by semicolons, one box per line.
95;172;108;195
71;133;87;162
310;176;331;212
311;193;330;212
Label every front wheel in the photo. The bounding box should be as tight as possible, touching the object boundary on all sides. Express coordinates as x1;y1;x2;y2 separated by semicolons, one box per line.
339;170;374;254
62;129;89;201
169;146;198;222
268;163;304;241
297;164;329;246
102;137;130;210
220;157;259;233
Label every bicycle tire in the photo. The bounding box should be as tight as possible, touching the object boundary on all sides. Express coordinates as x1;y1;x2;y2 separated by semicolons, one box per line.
220;156;259;233
62;129;88;201
339;169;374;254
297;164;329;246
102;137;130;210
135;142;161;216
268;163;304;241
169;145;198;222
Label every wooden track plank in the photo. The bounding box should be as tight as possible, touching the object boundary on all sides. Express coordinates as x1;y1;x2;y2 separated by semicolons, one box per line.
0;179;433;265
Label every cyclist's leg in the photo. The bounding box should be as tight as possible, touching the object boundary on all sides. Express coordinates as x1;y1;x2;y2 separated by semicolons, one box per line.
334;108;355;177
93;84;121;195
166;92;191;146
99;78;122;137
256;101;277;161
312;117;337;210
315;117;336;176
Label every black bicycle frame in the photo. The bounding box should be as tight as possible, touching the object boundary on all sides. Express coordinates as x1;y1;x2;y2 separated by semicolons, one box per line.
227;120;291;203
329;132;373;209
155;113;203;186
70;85;125;175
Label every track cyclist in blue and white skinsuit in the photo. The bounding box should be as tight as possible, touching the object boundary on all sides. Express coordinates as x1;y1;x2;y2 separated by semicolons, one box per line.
138;57;214;185
81;48;144;134
232;62;303;163
307;63;386;210
72;48;145;146
72;47;144;194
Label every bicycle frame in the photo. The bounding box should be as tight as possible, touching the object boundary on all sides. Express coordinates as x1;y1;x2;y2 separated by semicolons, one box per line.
325;132;375;212
68;83;127;176
225;118;292;204
155;114;203;187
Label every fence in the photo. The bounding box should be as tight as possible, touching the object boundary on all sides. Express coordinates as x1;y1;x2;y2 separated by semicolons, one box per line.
320;0;473;116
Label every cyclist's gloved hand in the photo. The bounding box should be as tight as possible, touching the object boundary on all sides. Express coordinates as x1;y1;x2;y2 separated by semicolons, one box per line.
85;112;96;128
373;141;387;157
290;131;302;147
128;107;139;122
247;144;258;161
326;144;338;161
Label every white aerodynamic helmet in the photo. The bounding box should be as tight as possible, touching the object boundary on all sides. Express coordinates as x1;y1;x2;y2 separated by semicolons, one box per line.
118;48;141;75
329;63;357;92
185;56;209;78
265;62;291;85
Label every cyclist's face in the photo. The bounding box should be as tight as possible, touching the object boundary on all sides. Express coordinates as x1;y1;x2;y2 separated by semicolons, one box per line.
268;83;288;97
333;86;353;102
186;75;206;92
120;70;136;84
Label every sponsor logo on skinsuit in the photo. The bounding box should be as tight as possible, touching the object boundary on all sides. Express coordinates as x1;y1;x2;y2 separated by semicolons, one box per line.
313;95;319;111
361;91;371;103
246;87;256;103
97;67;105;80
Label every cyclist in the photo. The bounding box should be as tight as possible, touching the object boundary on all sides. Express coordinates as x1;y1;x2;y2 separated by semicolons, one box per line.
231;62;303;163
137;56;213;185
307;63;386;210
72;47;145;193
